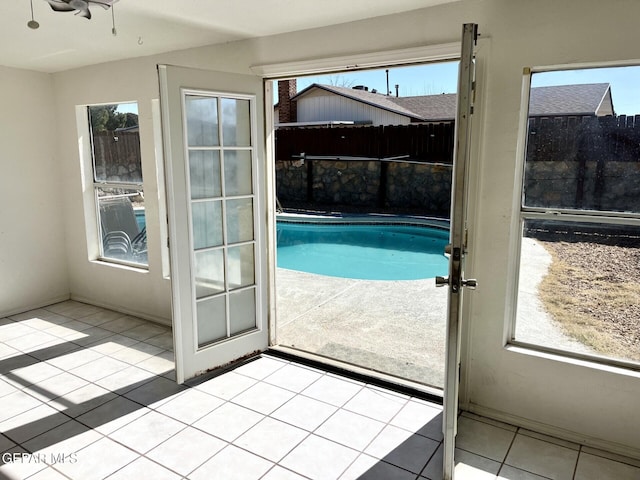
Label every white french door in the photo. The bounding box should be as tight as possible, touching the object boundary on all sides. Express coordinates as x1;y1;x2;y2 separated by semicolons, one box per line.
440;23;478;480
159;65;268;384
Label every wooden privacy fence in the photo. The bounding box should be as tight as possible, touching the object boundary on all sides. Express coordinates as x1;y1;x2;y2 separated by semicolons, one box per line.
278;115;640;165
277;114;640;214
527;114;640;163
276;123;455;164
92;131;143;183
275;123;455;215
526;114;640;210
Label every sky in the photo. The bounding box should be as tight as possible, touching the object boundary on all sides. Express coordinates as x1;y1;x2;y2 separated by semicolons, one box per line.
279;62;640;116
115;102;138;114
294;61;460;98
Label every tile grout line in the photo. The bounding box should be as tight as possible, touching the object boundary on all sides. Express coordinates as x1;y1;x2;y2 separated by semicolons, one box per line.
494;425;519;478
572;444;582;480
416;438;444;480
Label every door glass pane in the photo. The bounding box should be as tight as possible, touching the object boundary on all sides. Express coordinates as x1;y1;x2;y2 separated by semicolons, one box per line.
190;150;221;199
182;90;258;350
186;96;219;147
197;296;227;346
224;150;253;196
192;200;223;249
194;249;225;298
229;288;256;335
221;98;251;147
226;198;254;244
227;244;255;290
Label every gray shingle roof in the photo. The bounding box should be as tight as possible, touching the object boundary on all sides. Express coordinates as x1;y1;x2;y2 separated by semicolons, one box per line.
391;93;457;121
292;82;612;121
292;84;424;120
528;83;611;116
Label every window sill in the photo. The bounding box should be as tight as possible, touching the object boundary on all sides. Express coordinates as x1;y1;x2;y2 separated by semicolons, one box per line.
505;342;640;379
90;258;149;273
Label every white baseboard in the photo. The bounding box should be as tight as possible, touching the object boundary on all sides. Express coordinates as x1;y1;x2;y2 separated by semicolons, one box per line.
467;403;640;461
0;295;71;318
69;294;172;327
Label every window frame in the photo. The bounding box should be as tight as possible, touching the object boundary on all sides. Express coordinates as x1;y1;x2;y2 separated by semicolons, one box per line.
508;65;640;371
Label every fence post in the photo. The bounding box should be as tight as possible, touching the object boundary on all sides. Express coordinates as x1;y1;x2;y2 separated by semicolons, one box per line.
574;118;588;208
306;158;313;203
378;160;388;208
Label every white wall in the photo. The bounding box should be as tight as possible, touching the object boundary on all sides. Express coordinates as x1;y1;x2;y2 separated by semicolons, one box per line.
47;0;640;454
0;66;70;316
53;61;173;324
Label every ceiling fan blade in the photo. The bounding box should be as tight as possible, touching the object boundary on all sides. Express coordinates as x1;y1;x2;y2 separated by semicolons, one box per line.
88;0;118;10
44;0;76;13
74;7;92;19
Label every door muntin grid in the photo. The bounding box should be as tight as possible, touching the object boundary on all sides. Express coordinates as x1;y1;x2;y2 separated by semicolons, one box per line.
182;91;258;348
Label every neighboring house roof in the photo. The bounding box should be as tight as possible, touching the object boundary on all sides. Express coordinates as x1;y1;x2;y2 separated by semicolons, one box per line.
289;82;614;122
292;84;425;121
391;93;457;121
528;83;612;116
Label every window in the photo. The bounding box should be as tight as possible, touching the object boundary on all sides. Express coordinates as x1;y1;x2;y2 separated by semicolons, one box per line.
88;103;147;267
513;65;640;367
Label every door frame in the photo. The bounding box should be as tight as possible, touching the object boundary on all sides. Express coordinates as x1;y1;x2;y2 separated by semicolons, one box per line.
252;42;462;366
253;37;482;480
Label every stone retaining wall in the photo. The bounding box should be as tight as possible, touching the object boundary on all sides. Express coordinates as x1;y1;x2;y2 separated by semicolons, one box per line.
279;157;640;215
276;159;452;215
525;161;640;211
386;162;451;216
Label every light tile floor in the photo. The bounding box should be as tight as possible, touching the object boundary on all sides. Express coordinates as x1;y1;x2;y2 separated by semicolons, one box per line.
1;301;639;480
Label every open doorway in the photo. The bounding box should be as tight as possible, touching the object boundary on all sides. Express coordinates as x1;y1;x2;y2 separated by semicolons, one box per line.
270;61;459;389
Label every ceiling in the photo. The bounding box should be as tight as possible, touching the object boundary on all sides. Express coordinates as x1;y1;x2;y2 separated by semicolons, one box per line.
2;0;456;73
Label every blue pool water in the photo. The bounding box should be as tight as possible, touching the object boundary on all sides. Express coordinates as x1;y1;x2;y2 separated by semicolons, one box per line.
134;209;146;231
277;221;449;280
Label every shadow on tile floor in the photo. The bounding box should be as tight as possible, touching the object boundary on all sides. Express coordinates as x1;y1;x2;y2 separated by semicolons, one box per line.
2;301;640;480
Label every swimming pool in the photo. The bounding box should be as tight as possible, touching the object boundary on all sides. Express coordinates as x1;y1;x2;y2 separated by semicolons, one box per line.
276;220;449;280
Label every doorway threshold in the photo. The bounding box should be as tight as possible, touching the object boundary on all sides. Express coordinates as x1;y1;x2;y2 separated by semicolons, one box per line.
268;345;443;405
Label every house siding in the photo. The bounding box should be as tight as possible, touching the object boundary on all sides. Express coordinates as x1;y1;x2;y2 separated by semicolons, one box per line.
297;90;410;126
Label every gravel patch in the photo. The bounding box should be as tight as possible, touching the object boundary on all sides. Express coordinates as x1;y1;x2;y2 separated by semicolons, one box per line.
538;239;640;361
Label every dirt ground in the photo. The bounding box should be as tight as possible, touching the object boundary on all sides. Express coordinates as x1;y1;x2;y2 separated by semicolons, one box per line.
538;239;640;362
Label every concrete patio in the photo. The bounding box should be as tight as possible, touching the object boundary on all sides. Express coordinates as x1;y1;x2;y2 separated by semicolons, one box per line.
276;237;596;390
276;267;449;388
